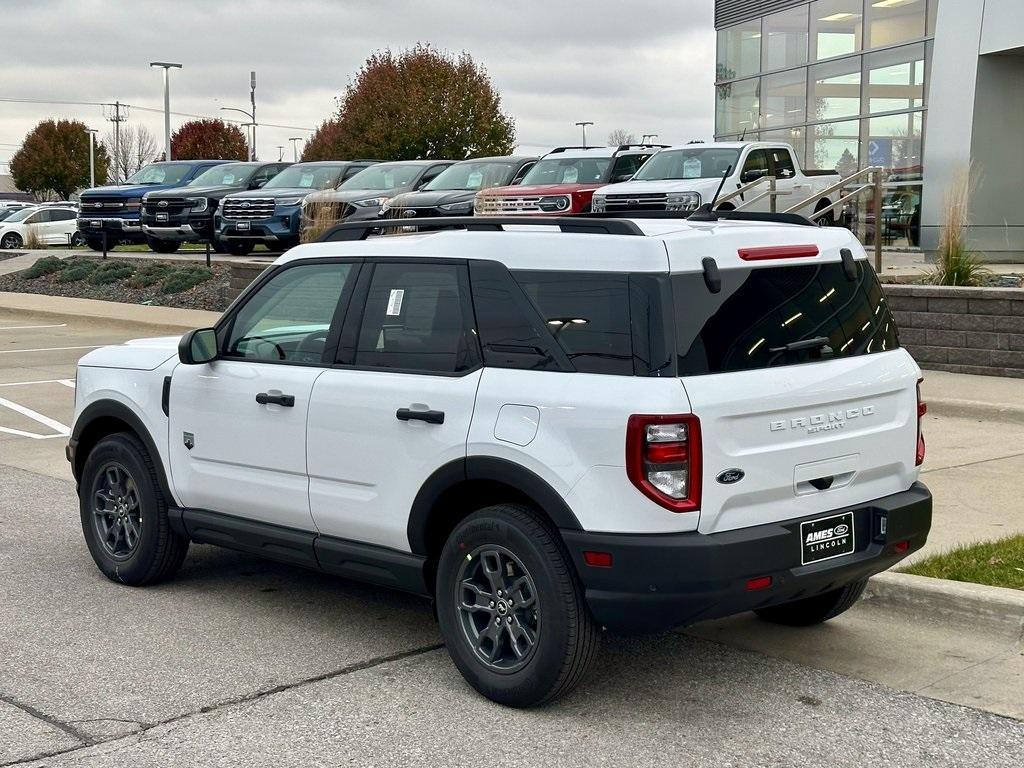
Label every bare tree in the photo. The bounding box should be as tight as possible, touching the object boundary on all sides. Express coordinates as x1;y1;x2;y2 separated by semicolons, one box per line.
607;128;636;146
102;124;159;183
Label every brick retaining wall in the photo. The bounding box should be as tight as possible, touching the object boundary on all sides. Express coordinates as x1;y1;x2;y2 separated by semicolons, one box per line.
885;285;1024;378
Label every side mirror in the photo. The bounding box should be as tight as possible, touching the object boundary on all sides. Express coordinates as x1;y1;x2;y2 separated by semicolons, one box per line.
741;169;765;184
250;179;267;189
178;328;218;365
613;174;633;183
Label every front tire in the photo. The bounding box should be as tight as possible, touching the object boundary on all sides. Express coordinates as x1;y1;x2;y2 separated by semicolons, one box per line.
146;236;180;254
754;579;867;626
220;239;254;256
79;432;189;586
436;504;600;707
84;236;116;251
1;232;23;249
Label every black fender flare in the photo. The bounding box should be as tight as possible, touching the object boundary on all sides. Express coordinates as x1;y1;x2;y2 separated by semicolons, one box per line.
70;399;175;505
406;456;583;556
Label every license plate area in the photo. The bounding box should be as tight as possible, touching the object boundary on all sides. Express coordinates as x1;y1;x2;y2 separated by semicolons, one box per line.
236;221;250;231
89;220;102;228
156;213;168;222
800;511;855;565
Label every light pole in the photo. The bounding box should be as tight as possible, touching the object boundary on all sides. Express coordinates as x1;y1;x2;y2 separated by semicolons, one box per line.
220;107;254;159
641;133;659;144
574;121;594;147
149;62;182;161
85;128;98;188
288;137;303;162
250;71;257;161
276;145;284;161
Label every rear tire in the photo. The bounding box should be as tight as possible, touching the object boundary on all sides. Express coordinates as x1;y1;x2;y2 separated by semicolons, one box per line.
79;432;189;586
814;200;835;227
435;504;600;708
754;579;867;626
70;231;86;248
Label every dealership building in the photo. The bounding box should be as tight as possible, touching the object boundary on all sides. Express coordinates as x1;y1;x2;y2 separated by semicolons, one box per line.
714;0;1024;261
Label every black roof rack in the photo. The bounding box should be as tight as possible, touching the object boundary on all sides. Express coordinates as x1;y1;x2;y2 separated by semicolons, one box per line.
572;209;817;227
615;143;670;152
547;146;598;153
317;216;645;242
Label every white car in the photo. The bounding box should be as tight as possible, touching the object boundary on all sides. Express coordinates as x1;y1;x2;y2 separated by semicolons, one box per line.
0;206;85;249
592;142;841;221
68;212;932;707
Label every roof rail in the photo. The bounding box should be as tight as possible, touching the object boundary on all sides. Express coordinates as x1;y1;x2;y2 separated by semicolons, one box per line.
615;143;670;152
547;146;599;154
571;210;817;227
687;205;816;227
317;216;645;241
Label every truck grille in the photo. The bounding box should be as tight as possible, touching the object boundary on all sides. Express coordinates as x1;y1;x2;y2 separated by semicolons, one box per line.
79;197;127;212
475;195;546;215
221;198;275;220
142;198;190;215
381;206;441;220
603;193;668;211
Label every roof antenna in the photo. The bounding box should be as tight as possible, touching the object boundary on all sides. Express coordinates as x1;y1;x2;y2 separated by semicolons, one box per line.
688;165;733;222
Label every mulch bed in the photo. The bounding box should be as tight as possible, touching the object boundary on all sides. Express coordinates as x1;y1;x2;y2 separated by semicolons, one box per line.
0;255;232;312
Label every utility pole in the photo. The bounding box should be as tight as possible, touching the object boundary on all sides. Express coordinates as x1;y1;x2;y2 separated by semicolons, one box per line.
85;128;98;187
288;137;303;162
150;62;182;161
104;102;128;183
250;71;257;161
574;121;594;147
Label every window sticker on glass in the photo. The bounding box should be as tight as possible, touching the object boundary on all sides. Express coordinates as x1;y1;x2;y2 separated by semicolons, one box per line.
300;172;316;188
683;158;703;178
386;288;405;316
223;174;236;185
467;171;483;188
563;167;579;183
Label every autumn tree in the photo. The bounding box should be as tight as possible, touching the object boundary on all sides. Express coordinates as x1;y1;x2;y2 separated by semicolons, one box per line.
302;44;515;161
10;119;109;200
607;129;636;146
170;119;248;161
103;124;158;183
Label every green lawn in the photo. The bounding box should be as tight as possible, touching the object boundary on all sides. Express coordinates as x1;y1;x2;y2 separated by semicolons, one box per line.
899;534;1024;591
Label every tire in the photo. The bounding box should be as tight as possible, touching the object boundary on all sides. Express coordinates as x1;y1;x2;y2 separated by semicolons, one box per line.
84;236;115;251
146;236;180;254
815;201;835;227
754;579;867;627
221;240;254;256
435;504;600;707
70;231;86;248
211;238;226;254
79;432;189;586
1;232;23;249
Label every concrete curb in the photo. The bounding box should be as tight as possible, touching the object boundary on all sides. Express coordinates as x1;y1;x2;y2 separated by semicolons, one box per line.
0;291;221;332
926;397;1024;426
865;571;1024;638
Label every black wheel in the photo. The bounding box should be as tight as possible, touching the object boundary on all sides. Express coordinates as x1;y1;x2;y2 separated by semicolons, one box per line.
1;232;23;249
84;236;115;251
211;238;226;254
754;579;867;626
221;239;254;256
70;231;86;248
815;201;835;227
146;236;180;254
436;504;600;707
79;432;189;586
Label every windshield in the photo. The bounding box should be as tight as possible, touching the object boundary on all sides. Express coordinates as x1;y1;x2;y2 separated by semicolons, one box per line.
340;164;423;191
125;163;194;185
425;161;519;191
265;164;345;190
634;148;740;181
520;157;612;186
0;208;26;222
188;163;257;188
3;208;37;223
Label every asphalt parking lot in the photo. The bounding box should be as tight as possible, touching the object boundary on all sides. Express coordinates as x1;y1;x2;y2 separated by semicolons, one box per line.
1;308;1023;766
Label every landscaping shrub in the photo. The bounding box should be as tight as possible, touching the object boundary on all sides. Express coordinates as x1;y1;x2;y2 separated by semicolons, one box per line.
55;259;99;282
127;262;172;288
24;256;66;279
23;228;45;250
161;265;213;294
88;261;135;285
926;166;991;287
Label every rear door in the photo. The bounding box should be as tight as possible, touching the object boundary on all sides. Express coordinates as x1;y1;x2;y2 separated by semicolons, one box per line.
307;259;482;552
670;248;919;535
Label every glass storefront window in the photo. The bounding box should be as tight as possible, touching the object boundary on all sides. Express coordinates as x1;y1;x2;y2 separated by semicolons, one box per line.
716;78;760;136
811;0;864;60
865;43;925;114
809;57;862;122
717;19;761;81
808;120;860;174
762;5;809;71
760;128;807;168
761;69;807;128
863;111;923;180
866;0;926;49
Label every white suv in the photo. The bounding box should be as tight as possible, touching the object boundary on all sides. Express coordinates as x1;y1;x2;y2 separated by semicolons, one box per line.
68;213;932;707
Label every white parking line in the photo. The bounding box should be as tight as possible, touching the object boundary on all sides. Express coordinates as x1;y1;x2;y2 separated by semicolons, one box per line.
0;378;75;388
59;379;76;389
0;345;101;354
0;396;70;438
0;323;68;331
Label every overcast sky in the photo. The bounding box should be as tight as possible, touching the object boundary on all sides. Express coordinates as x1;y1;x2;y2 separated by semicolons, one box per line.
0;0;714;169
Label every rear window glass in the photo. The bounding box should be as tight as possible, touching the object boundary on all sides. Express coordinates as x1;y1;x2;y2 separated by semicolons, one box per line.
673;262;899;376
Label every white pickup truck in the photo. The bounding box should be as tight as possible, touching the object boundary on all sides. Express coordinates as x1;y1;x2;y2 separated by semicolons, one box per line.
592;142;841;222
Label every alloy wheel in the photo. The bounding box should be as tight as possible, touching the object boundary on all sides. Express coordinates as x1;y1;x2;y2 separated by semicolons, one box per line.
91;462;143;560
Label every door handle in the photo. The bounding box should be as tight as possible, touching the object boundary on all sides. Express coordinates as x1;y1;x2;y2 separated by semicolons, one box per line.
256;392;295;407
396;407;445;425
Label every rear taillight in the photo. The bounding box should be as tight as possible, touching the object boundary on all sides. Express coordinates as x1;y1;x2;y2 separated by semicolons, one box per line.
916;378;927;466
626;414;702;513
737;244;820;261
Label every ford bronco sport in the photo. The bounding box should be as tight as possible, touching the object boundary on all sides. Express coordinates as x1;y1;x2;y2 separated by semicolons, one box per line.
68;213;931;707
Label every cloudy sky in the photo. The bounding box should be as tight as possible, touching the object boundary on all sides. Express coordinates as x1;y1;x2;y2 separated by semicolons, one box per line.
0;0;714;168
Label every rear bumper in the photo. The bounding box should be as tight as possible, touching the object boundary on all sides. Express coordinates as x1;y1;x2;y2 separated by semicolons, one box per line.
562;482;932;634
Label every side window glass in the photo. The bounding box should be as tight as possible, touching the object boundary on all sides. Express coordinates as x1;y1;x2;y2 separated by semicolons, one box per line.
741;150;770;181
511;162;534;185
26;212;44;224
342;165;364;181
771;149;796;178
418;165;447;188
611;154;646;179
54;210;76;221
354;263;478;374
226;263;355;364
512;270;634;375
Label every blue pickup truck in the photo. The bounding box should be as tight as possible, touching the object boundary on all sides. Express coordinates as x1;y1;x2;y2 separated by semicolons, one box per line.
77;160;228;251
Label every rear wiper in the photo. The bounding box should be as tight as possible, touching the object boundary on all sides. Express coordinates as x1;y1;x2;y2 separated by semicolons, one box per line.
769;336;832;355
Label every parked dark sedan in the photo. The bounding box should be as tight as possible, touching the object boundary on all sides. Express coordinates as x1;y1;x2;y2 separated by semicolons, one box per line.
380;156;536;221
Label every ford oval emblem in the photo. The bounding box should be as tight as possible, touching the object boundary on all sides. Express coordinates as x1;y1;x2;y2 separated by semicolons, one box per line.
716;468;745;485
833;523;850;536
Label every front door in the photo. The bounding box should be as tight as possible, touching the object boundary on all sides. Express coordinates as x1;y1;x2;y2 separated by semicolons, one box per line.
739;149;772;211
167;260;359;530
307;260;482;552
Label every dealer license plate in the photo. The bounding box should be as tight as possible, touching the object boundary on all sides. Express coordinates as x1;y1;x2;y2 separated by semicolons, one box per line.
800;512;855;565
236;222;250;231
